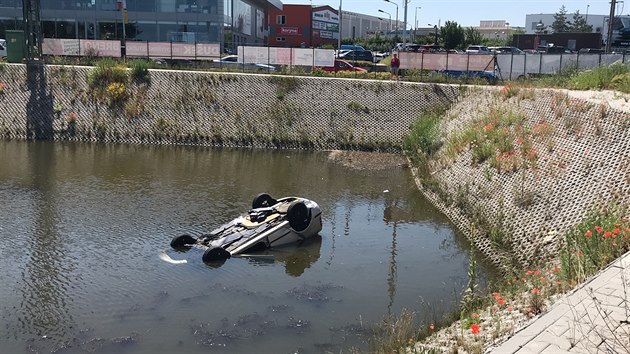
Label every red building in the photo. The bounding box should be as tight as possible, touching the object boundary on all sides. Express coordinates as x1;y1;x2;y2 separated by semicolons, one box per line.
267;5;339;48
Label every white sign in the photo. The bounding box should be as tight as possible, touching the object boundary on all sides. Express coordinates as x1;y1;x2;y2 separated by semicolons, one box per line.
312;9;339;24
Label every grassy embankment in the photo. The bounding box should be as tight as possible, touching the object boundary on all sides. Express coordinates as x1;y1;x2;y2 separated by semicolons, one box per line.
367;63;630;354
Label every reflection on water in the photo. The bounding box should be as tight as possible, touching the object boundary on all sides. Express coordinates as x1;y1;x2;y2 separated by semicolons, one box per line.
0;141;497;354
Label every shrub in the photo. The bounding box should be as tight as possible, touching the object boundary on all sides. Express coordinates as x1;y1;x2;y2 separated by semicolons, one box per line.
87;58;129;90
128;59;150;82
611;72;630;93
106;82;127;102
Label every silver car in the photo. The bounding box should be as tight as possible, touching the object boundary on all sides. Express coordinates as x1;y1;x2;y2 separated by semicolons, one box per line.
211;55;276;72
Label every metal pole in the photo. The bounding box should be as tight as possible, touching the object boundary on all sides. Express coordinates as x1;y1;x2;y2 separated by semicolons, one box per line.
338;0;342;49
402;0;408;49
385;1;398;40
121;0;127;60
606;0;616;52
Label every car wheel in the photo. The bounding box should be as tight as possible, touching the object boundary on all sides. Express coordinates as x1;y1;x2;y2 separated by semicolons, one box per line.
202;247;231;262
170;234;197;248
287;201;310;232
252;193;276;209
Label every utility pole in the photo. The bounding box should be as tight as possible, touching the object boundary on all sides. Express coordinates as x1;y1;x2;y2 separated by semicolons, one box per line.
22;0;42;62
606;0;616;52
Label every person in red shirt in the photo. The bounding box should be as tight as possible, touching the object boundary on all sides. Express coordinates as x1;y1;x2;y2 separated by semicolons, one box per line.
390;53;400;80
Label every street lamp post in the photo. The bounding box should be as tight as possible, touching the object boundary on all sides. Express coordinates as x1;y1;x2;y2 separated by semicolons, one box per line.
586;4;590;23
384;0;398;38
378;9;392;33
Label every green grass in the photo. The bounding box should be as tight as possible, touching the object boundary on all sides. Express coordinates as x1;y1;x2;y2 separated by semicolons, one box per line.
403;105;447;165
128;59;151;82
567;63;629;90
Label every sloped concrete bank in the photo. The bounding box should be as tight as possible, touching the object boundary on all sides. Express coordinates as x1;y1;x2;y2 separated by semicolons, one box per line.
0;64;628;267
410;86;630;271
0;64;459;152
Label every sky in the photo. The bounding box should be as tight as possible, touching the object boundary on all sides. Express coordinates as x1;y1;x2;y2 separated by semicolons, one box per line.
288;0;625;28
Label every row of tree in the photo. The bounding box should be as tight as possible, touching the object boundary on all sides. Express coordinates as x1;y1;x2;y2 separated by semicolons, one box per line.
339;22;520;52
549;6;593;33
339;5;594;52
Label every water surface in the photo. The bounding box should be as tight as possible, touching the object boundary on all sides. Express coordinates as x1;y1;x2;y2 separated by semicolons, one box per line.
0;141;495;353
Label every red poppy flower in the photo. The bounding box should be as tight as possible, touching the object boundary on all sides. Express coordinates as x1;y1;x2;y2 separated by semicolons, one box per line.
604;231;612;238
613;228;620;235
532;288;540;294
595;226;603;234
471;324;480;334
585;230;592;238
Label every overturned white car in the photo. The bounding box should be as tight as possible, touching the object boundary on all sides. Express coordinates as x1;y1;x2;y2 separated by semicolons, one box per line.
170;194;323;263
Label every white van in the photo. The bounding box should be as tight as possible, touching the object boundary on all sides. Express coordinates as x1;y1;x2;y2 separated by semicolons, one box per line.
0;39;6;58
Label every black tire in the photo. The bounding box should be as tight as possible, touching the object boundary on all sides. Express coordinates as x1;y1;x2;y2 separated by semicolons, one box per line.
202;247;231;262
287;201;311;232
252;193;276;209
170;234;196;248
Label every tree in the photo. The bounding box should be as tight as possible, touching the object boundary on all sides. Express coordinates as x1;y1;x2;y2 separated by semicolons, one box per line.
464;26;483;48
552;5;571;33
569;10;593;32
441;21;465;49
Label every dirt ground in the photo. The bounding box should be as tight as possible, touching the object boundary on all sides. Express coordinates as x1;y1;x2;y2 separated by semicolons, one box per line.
327;150;408;170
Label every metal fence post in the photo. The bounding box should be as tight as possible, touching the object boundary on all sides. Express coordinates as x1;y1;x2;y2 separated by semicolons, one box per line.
509;53;514;81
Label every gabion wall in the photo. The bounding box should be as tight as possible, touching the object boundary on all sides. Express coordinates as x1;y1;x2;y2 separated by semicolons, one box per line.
0;64;459;152
2;63;628;269
413;86;630;270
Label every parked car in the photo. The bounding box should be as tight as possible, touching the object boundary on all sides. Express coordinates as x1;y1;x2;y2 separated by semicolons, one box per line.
373;51;389;62
340;44;366;51
494;46;524;54
419;44;446;53
337;50;374;62
578;48;604;54
404;44;422;52
466;45;491;54
536;45;572;54
0;39;6;58
211;55;276;72
320;59;368;73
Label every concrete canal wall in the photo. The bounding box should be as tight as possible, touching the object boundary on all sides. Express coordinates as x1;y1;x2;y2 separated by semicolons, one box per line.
0;63;628;269
412;86;630;269
0;64;459;152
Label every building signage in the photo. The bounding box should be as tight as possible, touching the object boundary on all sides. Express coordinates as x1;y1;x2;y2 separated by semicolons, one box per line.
320;30;334;39
312;9;339;24
277;26;302;36
313;20;338;31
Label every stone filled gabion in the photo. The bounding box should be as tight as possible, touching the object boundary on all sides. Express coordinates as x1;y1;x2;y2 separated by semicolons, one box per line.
0;64;459;153
413;86;630;270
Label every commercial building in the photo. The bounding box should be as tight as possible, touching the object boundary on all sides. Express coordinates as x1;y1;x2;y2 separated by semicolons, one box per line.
267;4;338;47
339;10;401;39
0;0;282;51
